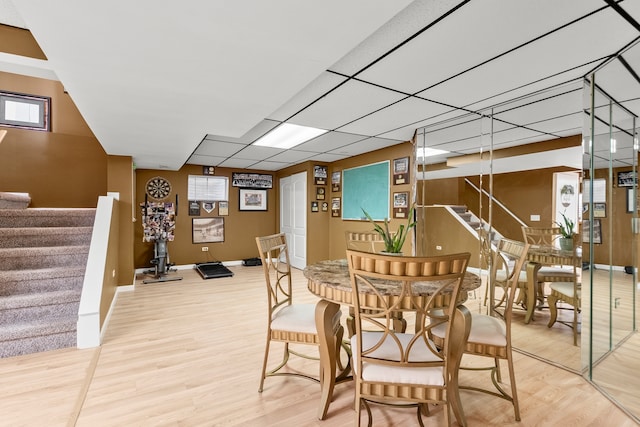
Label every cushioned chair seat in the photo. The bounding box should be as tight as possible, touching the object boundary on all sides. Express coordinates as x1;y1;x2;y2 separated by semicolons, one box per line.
351;331;444;385
432;312;507;348
549;282;581;299
271;303;320;334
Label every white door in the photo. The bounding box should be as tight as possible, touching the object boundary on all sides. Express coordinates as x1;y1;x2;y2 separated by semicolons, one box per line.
280;171;307;269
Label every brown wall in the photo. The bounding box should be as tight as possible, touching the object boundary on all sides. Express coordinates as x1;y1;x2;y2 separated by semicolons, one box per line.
327;142;414;261
107;156;135;284
134;165;278;268
0;71;107;207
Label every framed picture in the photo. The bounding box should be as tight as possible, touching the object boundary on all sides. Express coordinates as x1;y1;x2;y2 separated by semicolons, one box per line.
188;200;201;216
218;201;229;216
231;172;273;188
393;191;409;218
192;218;224;243
331;171;341;192
311;201;319;212
314;165;328;185
617;170;637;187
316;186;326;200
583;219;602;244
239;188;267;211
393;157;409;185
321;202;329;212
593;202;606;218
331;197;341;217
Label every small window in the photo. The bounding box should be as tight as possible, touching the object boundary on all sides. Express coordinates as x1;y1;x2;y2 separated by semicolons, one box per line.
0;91;50;131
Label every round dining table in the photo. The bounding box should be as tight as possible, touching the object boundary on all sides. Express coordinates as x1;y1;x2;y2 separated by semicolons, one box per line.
303;258;481;421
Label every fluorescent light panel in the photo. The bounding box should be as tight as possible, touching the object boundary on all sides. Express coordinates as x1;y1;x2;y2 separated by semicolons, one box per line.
417;147;449;158
253;123;328;149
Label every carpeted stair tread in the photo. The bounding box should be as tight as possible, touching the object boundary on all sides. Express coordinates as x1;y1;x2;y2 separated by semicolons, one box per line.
0;318;77;341
0;289;81;310
0;208;96;228
0;245;89;270
0;266;86;282
0;226;93;248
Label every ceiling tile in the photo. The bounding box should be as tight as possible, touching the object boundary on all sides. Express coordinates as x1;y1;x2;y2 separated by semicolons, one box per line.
356;0;605;94
338;96;450;138
287;79;406;131
293;131;367;153
192;141;247;157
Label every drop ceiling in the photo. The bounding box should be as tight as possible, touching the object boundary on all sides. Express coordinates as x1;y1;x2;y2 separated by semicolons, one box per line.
1;0;640;178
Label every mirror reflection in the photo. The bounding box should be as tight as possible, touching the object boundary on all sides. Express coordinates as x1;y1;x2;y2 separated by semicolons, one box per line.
414;63;639;419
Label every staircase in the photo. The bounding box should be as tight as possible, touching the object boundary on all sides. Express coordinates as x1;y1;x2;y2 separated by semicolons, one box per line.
0;208;95;358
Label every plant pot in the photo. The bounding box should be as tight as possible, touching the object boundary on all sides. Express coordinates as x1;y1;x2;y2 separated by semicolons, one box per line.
381;251;403;256
559;237;573;251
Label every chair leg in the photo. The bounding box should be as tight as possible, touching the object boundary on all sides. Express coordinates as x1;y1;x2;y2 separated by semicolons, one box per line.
547;294;559;327
506;352;521;421
572;304;579;346
258;336;271;392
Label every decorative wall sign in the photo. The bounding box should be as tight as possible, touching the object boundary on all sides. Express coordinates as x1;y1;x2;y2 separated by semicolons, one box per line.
202;201;215;213
311;201;319;212
331;171;341;192
189;201;201;216
321;202;329;212
231;172;273;188
393;157;409;185
316;187;325;200
314;165;327;185
239;188;267;211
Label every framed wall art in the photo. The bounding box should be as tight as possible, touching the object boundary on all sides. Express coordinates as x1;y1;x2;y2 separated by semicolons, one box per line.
617;170;637;187
393;157;409;185
331;171;341;192
239;188;267;211
314;165;328;185
192;218;224;243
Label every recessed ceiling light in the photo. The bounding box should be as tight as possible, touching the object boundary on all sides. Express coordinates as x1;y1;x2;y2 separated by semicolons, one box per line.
253;123;328;149
417;147;449;158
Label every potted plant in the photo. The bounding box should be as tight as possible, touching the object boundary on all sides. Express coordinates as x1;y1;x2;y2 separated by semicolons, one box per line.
361;206;416;254
555;211;575;251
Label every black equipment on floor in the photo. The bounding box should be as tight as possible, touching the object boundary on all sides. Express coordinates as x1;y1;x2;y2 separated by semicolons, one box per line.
196;262;234;279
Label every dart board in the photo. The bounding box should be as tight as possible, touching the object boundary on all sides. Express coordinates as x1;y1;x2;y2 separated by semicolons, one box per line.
145;176;172;200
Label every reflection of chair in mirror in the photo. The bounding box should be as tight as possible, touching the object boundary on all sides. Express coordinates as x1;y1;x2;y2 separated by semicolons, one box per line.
344;230;406;335
546;233;581;346
255;233;344;393
478;226;493;305
345;230;386;253
432;238;528;421
522;226;574;309
346;249;471;427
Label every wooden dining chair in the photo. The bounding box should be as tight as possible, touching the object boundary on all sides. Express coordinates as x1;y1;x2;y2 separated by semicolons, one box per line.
346;249;471;427
255;233;344;393
344;231;407;335
431;238;528;421
547;233;581;346
521;226;574;309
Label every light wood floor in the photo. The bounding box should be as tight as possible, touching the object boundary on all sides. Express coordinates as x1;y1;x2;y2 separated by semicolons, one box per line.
0;266;637;426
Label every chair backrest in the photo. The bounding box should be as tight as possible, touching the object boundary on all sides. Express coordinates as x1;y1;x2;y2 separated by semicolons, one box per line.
345;230;386;253
255;233;293;315
521;226;562;247
489;238;529;321
345;249;471;377
477;226;493;269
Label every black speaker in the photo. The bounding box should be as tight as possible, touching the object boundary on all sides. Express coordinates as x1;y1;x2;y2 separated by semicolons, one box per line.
624;266;634;274
243;257;262;266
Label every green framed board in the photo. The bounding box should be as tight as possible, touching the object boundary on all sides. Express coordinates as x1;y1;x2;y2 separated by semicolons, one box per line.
342;161;390;220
